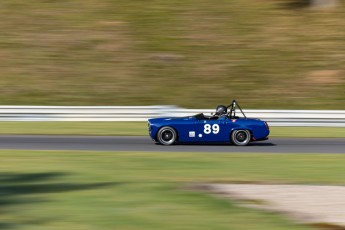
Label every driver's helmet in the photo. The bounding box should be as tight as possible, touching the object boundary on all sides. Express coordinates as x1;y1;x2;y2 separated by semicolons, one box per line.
215;105;227;116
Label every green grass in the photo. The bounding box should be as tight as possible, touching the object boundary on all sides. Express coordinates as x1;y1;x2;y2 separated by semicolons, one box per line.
3;150;345;229
0;122;344;138
0;122;148;136
269;126;345;138
0;0;344;109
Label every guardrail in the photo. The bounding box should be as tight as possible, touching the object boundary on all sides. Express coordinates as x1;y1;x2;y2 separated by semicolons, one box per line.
0;106;344;127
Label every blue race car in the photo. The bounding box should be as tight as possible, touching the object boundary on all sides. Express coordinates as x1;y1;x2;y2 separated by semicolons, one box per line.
148;100;269;146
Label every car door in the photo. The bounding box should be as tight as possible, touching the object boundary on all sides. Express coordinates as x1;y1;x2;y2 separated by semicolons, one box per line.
196;118;231;142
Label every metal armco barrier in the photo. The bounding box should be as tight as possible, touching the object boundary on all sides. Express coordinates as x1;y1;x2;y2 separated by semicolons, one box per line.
0;106;344;127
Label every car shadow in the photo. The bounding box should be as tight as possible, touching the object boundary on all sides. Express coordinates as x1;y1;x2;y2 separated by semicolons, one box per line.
163;142;276;147
247;142;276;146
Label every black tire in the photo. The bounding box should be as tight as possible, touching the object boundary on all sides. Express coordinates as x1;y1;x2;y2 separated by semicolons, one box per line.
157;126;177;145
231;130;251;146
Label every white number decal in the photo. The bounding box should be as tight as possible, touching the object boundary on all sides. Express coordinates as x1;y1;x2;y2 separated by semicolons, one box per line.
203;124;220;134
212;124;220;134
204;124;211;134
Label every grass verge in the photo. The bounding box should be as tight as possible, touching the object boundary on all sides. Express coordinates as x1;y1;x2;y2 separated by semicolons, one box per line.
3;150;345;229
0;122;344;138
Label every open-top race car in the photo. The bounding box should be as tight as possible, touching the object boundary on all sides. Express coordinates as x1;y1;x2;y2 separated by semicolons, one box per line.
148;100;270;146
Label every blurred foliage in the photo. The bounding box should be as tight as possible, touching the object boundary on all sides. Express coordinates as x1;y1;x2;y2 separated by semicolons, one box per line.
0;0;344;109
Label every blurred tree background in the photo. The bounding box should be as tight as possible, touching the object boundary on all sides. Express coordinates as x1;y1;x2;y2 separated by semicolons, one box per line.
0;0;344;109
308;0;339;8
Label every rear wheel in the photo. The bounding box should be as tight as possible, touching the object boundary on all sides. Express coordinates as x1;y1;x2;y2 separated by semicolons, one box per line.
157;126;177;145
231;130;251;146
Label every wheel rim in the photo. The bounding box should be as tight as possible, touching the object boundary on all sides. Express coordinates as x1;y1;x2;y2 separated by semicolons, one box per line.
236;131;247;142
162;130;173;141
232;130;250;146
158;127;176;145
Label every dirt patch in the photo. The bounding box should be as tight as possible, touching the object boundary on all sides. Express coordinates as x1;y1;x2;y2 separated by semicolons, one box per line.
193;184;345;229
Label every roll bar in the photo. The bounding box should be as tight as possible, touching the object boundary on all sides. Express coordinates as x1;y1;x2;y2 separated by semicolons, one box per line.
226;100;247;119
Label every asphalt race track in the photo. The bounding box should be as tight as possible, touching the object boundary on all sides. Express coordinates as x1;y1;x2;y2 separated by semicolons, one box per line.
0;135;343;153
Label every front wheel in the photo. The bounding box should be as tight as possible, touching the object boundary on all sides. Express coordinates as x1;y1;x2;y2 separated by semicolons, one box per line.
231;130;251;146
157;126;177;145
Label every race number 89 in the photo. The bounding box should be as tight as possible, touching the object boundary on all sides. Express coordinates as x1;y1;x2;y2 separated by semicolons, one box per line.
204;124;220;134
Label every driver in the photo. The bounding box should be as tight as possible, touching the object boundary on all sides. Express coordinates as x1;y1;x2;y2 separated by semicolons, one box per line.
213;105;228;119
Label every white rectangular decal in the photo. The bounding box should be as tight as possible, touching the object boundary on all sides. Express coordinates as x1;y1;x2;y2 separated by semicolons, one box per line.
189;131;195;137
